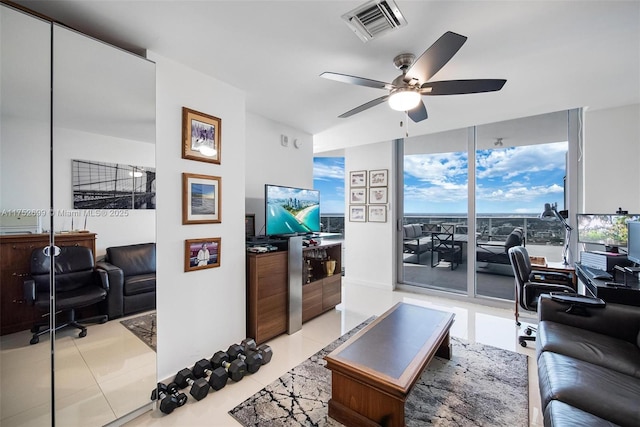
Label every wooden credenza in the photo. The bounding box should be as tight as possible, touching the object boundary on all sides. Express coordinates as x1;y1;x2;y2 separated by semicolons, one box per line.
0;233;97;335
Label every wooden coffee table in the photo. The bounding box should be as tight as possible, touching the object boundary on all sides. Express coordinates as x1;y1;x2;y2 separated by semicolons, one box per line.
324;302;455;427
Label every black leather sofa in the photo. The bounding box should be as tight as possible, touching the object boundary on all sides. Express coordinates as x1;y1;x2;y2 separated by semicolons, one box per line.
97;243;156;320
536;294;640;426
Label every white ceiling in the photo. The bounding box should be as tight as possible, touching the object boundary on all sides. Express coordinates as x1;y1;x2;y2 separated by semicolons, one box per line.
13;0;640;152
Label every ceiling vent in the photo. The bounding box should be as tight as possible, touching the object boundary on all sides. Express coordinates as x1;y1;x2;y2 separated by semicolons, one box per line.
342;0;408;43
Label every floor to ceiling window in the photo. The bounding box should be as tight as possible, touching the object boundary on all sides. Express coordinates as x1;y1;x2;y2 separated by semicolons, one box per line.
313;156;345;235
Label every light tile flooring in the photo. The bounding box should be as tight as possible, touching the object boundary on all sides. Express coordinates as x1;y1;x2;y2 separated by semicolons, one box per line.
1;281;544;426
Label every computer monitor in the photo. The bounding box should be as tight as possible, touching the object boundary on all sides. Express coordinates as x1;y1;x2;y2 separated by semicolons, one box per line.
576;213;640;252
627;221;640;265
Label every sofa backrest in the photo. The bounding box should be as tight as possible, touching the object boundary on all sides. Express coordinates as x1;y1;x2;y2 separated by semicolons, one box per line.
106;243;156;277
403;224;423;239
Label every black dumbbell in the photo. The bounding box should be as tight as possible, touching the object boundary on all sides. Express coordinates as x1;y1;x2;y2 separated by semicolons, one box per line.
192;358;228;391
211;350;246;382
227;343;263;373
240;338;274;365
150;382;187;414
174;367;210;401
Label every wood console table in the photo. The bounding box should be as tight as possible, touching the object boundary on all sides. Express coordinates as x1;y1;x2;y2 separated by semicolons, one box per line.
325;302;455;426
0;232;97;335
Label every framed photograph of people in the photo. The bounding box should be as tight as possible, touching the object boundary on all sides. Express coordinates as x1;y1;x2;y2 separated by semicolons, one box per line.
185;238;221;272
368;205;387;223
349;170;366;188
182;107;221;164
349;188;366;204
349;205;366;222
368;187;388;204
369;169;388;187
182;173;221;224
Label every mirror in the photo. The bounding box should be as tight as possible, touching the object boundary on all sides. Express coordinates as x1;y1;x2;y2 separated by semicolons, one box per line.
0;5;156;425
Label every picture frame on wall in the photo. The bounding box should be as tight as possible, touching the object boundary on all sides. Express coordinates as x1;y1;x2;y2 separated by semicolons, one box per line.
369;169;388;187
368;205;387;223
349;188;366;204
349;205;366;222
368;187;388;204
182;173;221;224
349;170;367;188
184;237;221;272
182;107;221;164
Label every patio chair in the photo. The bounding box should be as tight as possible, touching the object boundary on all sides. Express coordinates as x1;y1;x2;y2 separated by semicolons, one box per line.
431;232;462;270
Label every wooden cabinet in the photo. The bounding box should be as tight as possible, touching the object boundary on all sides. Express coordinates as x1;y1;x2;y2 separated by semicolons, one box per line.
246;251;288;344
0;233;97;335
302;241;342;322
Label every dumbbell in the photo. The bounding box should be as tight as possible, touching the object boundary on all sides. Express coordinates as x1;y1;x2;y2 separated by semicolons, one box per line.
211;350;246;382
174;367;211;401
239;338;274;365
227;343;263;373
150;382;187;414
192;358;228;391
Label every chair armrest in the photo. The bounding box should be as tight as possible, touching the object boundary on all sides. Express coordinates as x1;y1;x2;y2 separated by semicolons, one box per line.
23;278;36;305
94;269;110;292
538;294;640;343
96;261;124;319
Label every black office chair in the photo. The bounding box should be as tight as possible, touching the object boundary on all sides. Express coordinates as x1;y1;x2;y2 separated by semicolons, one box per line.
24;246;109;344
508;246;575;347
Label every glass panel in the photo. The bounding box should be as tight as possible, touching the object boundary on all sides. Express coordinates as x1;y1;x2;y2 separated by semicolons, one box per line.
475;112;569;300
0;4;53;425
314;156;345;236
401;129;469;293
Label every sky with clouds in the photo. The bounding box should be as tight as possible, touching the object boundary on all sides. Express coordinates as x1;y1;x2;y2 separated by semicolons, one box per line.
314;141;568;215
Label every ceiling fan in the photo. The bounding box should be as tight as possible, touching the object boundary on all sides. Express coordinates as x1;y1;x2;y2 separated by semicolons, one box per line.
320;31;506;122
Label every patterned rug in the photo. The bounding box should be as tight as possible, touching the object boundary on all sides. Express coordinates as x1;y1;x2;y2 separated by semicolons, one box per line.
120;312;156;352
230;317;528;426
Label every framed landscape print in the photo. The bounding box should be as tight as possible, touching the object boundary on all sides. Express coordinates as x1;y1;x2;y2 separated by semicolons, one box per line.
349;205;366;222
185;237;221;272
349;188;366;204
368;187;388;204
369;169;388;187
349;170;366;188
368;205;387;222
182;107;221;164
182;173;221;224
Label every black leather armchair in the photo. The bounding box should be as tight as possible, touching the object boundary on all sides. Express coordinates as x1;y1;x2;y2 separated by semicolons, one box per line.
24;246;108;344
97;243;156;320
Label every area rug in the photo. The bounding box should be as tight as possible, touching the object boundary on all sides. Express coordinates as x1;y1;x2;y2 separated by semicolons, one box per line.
230;317;528;426
120;312;156;352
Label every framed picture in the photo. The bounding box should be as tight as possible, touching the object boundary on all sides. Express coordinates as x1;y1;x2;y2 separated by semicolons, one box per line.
369;169;388;187
349;205;366;222
182;107;221;164
182;173;221;224
349;170;366;188
349;188;366;204
245;214;256;238
368;205;387;222
185;238;221;271
368;187;388;204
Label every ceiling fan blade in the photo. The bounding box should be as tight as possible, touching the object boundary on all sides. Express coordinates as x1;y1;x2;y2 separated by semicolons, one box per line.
405;31;467;83
338;95;390;118
320;72;393;90
408;100;428;122
420;79;507;95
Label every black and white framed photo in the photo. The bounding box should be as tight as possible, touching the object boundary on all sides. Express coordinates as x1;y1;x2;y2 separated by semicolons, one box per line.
349;188;366;204
368;187;388;204
349;205;366;222
349;170;367;188
368;205;387;223
369;169;388;187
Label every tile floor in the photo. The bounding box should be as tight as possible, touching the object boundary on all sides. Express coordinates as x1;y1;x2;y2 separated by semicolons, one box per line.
0;281;543;426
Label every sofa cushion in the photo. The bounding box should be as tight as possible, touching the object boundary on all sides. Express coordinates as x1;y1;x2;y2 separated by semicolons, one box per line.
403;224;422;239
543;400;620;427
538;352;640;426
123;273;156;296
537;320;640;378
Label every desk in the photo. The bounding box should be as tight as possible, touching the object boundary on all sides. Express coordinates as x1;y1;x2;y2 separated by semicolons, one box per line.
575;263;640;307
532;262;577;290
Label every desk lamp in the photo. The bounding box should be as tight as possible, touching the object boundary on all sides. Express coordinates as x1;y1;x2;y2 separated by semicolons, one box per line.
540;202;573;265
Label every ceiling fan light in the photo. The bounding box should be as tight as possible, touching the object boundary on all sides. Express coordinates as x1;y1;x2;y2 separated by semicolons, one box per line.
388;89;420;111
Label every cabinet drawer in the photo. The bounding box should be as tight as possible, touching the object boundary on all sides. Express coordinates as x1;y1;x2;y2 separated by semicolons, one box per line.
322;275;341;310
302;281;323;322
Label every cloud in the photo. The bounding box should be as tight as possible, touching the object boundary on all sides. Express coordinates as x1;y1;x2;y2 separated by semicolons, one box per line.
404;152;468;185
476;142;567;180
313;157;344;181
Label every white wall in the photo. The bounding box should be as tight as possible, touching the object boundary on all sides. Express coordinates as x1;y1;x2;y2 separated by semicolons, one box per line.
245;112;313;235
583;103;640;213
151;52;247;380
344;141;395;290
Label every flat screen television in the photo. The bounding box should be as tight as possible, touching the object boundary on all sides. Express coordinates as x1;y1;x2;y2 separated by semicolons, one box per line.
576;213;640;251
265;184;320;236
627;221;640;264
